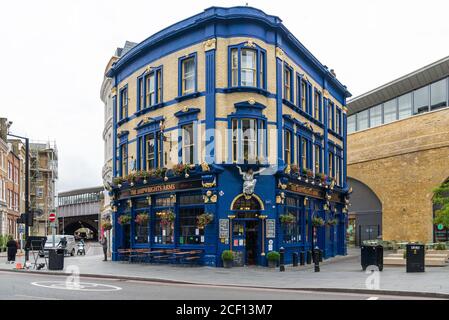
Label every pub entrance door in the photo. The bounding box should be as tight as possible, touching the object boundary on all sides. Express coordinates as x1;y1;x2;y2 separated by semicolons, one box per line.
231;195;263;266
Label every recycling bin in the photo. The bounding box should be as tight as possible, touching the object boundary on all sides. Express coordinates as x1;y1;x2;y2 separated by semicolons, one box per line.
48;249;64;271
406;244;425;273
361;245;383;271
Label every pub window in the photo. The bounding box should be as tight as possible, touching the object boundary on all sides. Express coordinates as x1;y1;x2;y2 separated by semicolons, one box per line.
119;86;128;120
314;145;322;174
120;144;128;177
230;117;266;164
146;72;155;106
299;79;308;111
229;44;266;89
328;100;334;130
335;108;341;134
153;196;175;245
181;56;196;95
283;197;301;244
299;137;310;170
143;132;163;170
329;152;335;179
135;209;150;244
242;118;257;162
182;123;195;165
145;133;155;169
179;206;205;245
284;129;292;165
284;65;293;102
314;90;322;121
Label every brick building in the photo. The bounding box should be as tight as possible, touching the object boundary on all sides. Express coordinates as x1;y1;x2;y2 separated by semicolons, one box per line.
347;56;449;244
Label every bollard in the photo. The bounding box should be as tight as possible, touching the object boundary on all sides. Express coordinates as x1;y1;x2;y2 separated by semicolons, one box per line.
319;249;323;263
292;252;298;267
300;251;305;266
313;247;320;272
279;247;285;272
306;250;312;264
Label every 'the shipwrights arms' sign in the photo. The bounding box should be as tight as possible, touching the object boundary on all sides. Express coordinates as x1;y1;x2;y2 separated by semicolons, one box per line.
119;180;202;199
287;182;344;204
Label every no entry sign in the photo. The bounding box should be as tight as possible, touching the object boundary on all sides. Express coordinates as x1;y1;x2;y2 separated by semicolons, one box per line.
49;212;56;223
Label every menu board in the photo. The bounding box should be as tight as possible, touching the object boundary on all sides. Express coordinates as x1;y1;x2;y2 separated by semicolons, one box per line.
233;251;245;267
266;219;276;239
219;219;229;239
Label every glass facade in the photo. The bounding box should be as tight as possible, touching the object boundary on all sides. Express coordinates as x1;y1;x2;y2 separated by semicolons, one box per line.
348;77;449;133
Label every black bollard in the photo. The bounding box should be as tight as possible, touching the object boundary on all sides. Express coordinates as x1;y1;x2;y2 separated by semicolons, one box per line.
279;247;285;272
292;252;298;267
300;251;305;266
313;247;320;272
306;250;312;264
319;249;323;263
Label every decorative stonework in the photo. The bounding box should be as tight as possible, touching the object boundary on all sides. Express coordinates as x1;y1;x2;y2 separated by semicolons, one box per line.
323;89;330;99
276;47;284;59
203;38;217;51
201;162;211;172
111;87;117;95
245;40;256;48
248;98;256;105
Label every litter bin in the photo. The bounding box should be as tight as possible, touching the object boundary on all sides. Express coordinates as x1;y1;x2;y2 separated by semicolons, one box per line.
361;245;383;271
406;243;425;273
48;249;64;271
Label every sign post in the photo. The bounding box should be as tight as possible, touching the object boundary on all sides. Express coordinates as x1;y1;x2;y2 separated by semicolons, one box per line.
49;212;57;248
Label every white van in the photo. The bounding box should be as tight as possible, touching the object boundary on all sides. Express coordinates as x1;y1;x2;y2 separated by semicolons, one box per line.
39;235;77;257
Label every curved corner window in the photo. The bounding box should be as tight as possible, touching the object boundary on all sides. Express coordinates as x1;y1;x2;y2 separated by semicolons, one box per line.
229;44;266;90
230;118;267;164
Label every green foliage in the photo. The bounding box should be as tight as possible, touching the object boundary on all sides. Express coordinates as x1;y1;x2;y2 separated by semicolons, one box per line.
221;250;234;262
434;243;447;251
197;213;214;228
312;217;325;227
279;213;296;224
266;251;280;262
433;181;449;228
118;214;132;225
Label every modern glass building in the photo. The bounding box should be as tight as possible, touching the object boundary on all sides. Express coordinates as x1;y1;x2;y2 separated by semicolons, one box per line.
105;6;352;267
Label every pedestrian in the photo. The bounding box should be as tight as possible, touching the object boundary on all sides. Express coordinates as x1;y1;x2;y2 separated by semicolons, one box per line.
6;235;18;264
100;235;108;261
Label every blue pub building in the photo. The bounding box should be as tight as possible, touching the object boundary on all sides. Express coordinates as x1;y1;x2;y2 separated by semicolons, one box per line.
105;6;352;267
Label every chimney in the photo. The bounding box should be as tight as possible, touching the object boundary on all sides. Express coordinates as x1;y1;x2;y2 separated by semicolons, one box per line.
0;118;8;141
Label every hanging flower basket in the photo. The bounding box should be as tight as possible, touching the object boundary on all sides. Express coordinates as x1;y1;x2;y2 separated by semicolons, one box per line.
101;221;112;231
327;218;338;226
280;213;296;225
312;217;325;227
197;213;214;229
118;214;132;225
158;210;175;226
135;213;149;225
112;177;125;187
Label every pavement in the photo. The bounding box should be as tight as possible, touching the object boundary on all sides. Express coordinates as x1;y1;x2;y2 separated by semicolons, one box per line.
1;247;449;299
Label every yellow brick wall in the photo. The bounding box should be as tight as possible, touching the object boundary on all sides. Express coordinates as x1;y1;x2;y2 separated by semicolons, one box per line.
348;107;449;243
113;36;344;173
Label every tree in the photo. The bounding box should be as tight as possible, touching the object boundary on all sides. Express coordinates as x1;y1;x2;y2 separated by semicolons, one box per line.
433;181;449;228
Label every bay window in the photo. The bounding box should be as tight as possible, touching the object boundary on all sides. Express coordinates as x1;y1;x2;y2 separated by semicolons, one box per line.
229;43;266;89
182;123;195;165
230;117;266;164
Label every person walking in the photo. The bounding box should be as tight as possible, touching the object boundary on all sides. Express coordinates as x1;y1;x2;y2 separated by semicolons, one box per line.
6;235;18;264
100;235;108;261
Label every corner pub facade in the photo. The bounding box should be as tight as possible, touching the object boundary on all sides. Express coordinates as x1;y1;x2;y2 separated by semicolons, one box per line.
105;6;352;267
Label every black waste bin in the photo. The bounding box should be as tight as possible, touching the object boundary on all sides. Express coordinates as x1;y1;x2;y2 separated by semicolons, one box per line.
361;245;383;271
48;249;64;271
406;244;425;273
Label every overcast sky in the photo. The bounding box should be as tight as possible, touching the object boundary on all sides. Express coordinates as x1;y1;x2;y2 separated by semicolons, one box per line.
1;0;448;193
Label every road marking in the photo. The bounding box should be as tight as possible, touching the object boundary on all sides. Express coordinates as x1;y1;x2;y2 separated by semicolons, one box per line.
367;297;379;300
31;281;122;292
15;294;61;300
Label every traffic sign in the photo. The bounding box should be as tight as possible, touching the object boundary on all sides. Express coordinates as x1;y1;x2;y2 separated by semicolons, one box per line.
49;212;56;223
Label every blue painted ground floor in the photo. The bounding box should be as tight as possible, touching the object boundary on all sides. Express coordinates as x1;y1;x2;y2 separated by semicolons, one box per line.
110;164;349;267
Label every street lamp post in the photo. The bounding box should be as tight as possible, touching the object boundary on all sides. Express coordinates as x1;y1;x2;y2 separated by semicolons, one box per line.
7;133;30;264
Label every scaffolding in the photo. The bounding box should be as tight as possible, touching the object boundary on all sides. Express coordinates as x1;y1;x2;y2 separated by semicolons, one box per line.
29;141;58;236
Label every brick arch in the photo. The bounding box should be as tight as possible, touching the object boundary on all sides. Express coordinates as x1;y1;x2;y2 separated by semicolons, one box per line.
348;108;449;243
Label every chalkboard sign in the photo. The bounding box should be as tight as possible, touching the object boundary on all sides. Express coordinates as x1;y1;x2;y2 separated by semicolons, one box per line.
266;219;276;238
233;251;245;267
219;219;229;239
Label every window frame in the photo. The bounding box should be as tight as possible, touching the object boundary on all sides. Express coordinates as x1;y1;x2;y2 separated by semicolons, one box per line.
178;53;198;97
119;85;128;120
181;123;195;165
228;43;267;90
284;63;294;103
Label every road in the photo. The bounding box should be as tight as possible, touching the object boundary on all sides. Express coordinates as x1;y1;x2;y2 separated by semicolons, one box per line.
0;271;438;300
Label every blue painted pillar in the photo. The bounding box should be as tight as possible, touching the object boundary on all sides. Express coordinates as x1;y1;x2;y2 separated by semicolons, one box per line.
343;111;348;189
276;57;284;167
323;98;329;175
205;48;216;164
112;93;117;178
